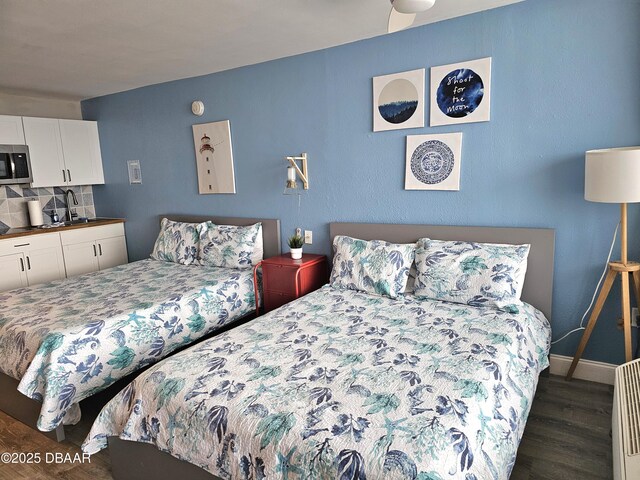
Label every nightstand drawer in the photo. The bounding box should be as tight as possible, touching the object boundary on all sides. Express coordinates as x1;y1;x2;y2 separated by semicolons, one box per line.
264;290;297;312
262;264;297;293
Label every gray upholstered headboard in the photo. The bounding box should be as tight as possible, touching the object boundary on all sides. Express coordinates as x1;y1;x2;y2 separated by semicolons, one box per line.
329;222;555;320
161;215;281;259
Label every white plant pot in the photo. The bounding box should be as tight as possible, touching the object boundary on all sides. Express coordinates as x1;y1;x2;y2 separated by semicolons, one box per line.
290;248;303;260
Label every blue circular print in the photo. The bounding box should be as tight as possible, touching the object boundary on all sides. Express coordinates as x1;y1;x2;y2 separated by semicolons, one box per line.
378;78;419;124
411;140;454;184
437;68;484;118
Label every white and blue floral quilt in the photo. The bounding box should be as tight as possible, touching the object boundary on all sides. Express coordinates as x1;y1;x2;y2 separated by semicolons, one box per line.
83;285;550;480
0;259;256;432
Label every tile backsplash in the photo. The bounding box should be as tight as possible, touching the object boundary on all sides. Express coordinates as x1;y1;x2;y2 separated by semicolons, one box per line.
0;184;95;229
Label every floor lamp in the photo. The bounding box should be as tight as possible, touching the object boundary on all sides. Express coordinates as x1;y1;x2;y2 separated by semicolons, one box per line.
567;146;640;380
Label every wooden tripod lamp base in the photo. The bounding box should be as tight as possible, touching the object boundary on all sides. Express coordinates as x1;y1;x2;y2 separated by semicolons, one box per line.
566;202;639;380
565;260;640;380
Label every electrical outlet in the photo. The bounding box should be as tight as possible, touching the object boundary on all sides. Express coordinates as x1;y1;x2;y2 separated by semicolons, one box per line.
633;307;639;327
304;230;313;244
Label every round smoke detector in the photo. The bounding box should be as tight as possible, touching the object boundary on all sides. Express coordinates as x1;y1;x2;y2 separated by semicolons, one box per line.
191;101;205;116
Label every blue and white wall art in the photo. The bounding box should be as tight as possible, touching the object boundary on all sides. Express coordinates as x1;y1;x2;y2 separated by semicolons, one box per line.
430;57;491;126
373;68;425;132
405;133;462;190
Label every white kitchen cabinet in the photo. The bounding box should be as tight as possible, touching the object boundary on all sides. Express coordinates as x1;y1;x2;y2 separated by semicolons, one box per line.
96;235;128;270
26;245;68;285
58;119;105;186
62;241;100;277
0;233;66;292
60;223;128;276
20;116;105;188
0;222;127;293
0;115;26;144
22;117;66;188
0;253;29;291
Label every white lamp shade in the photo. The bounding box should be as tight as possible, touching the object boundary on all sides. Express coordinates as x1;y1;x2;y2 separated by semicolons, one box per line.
585;147;640;203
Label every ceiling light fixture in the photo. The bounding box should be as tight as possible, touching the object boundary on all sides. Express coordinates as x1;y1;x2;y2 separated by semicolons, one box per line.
388;0;436;33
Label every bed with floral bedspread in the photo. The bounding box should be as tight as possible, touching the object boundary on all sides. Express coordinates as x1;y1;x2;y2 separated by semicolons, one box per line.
83;284;550;480
0;258;256;432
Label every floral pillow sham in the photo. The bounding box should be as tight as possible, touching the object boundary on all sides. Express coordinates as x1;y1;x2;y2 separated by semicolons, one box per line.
197;222;263;270
413;238;530;309
150;218;200;265
330;235;415;298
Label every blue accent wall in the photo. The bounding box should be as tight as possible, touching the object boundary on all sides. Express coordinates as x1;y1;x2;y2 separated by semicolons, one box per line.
82;0;640;365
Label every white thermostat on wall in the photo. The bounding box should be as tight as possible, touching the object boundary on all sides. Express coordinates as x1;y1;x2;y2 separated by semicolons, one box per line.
191;100;205;116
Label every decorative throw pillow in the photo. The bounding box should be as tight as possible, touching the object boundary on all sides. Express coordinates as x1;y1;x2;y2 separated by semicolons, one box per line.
150;218;200;265
197;222;263;269
330;235;415;298
413;238;530;308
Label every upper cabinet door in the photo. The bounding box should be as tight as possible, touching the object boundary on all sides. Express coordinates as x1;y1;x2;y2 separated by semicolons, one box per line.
22;117;67;188
0;115;26;144
59;119;105;186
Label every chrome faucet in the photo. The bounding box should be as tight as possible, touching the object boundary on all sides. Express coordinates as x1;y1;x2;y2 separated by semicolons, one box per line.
64;189;79;222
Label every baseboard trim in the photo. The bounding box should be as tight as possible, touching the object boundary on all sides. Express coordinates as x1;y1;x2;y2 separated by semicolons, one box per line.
549;354;616;385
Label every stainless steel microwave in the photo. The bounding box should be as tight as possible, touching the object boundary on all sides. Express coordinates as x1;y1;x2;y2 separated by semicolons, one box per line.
0;145;32;185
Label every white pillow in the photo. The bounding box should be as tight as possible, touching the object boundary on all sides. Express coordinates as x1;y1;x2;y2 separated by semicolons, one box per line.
150;218;200;265
330;235;415;298
197;222;263;269
413;238;530;308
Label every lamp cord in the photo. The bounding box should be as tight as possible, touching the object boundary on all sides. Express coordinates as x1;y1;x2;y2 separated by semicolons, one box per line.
551;222;620;345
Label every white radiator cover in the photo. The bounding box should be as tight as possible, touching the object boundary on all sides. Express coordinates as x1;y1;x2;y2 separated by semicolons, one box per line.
613;358;640;480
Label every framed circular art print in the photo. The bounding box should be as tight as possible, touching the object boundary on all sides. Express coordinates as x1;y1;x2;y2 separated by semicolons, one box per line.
405;133;463;191
373;68;425;132
429;57;491;127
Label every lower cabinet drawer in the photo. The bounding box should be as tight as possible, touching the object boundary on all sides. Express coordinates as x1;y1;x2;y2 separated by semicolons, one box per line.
60;223;125;246
0;232;61;256
264;290;296;312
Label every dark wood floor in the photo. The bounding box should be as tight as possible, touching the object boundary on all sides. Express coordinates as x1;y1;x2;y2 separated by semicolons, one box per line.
512;375;614;480
0;375;613;480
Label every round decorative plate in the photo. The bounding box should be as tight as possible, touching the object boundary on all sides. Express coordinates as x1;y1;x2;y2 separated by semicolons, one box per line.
410;140;454;184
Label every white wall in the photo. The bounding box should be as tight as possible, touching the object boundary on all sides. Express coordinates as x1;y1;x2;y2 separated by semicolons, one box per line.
0;91;81;119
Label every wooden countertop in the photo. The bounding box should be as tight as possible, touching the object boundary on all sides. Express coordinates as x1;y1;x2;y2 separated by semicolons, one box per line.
0;218;125;240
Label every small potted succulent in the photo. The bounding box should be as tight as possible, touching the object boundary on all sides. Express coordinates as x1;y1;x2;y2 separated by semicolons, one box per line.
288;234;304;260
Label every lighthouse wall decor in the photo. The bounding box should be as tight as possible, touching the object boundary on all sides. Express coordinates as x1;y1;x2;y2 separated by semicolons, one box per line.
192;120;236;194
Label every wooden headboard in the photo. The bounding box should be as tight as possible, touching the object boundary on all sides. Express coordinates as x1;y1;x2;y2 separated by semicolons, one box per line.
329;222;555;320
161;215;281;259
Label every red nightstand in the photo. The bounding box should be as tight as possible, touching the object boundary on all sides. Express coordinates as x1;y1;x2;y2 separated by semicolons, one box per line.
255;254;328;314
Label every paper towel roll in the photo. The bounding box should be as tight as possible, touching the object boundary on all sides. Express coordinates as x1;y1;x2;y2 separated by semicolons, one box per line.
28;199;44;227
